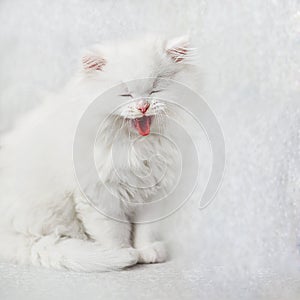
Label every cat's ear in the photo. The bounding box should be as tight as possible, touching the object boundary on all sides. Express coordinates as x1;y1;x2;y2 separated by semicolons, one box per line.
166;35;195;63
82;52;106;71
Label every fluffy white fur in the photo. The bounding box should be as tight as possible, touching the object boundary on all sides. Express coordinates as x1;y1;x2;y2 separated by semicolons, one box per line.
0;36;197;272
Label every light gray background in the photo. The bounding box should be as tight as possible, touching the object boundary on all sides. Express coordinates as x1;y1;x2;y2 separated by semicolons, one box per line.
0;0;300;299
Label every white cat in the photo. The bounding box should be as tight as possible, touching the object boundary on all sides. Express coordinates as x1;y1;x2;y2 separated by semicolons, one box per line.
0;36;197;272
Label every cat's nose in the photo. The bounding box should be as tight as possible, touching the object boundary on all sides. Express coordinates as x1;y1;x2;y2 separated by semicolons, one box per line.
137;101;150;114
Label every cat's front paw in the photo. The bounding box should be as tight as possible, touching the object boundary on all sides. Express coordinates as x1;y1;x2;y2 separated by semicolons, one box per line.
137;241;167;264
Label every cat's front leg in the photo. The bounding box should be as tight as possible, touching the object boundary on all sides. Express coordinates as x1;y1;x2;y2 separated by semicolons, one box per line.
133;223;167;264
75;198;132;249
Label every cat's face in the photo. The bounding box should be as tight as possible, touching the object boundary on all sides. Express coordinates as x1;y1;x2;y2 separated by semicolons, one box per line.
81;36;196;136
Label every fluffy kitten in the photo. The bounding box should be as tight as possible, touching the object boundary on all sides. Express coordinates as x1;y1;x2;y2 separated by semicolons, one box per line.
0;36;197;272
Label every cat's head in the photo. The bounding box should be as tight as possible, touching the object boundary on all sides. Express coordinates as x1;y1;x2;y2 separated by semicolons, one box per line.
81;36;197;137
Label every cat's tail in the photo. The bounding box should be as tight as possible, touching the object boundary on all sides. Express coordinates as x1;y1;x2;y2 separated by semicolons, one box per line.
0;232;138;272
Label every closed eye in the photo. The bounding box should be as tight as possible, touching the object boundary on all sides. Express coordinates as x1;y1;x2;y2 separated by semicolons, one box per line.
150;90;163;95
120;93;133;98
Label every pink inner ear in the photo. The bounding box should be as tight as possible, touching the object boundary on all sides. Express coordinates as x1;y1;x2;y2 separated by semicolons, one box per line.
82;55;106;71
167;47;188;63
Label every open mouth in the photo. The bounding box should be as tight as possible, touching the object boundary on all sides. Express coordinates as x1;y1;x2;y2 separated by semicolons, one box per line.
132;116;153;136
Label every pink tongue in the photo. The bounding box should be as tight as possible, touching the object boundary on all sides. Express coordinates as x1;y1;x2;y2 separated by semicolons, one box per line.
134;116;151;136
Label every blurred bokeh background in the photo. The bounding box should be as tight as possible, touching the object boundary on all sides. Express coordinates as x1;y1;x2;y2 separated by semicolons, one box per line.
0;1;299;299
